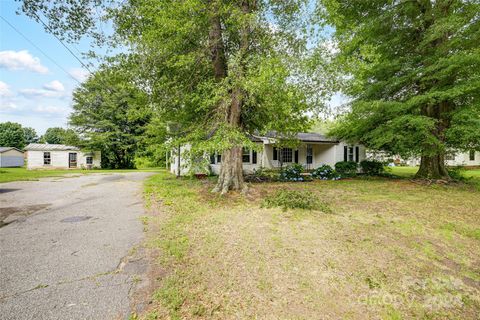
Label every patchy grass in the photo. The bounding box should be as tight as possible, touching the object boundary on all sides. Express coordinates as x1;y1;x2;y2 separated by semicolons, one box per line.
0;167;161;183
141;170;480;319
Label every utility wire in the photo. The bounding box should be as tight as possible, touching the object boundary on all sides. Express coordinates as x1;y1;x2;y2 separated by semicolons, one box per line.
0;15;83;85
31;13;94;75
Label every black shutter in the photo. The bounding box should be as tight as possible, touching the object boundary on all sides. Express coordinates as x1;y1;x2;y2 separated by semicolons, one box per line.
355;146;359;163
210;154;215;164
344;146;348;162
217;154;221;163
252;150;257;164
294;150;299;163
273;147;277;160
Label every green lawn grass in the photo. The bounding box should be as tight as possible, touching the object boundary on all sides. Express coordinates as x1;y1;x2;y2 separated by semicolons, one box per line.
140;171;480;320
389;166;480;180
0;167;161;183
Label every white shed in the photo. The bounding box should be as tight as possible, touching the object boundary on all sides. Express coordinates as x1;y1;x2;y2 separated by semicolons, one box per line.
0;147;25;167
25;143;101;170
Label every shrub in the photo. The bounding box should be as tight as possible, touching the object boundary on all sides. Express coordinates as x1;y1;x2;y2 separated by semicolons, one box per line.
311;164;341;180
261;190;331;212
245;167;280;182
360;160;385;175
280;163;306;181
447;166;470;182
335;161;358;177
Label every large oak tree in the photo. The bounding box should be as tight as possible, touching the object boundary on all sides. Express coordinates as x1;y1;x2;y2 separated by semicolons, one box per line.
20;0;319;193
321;0;480;179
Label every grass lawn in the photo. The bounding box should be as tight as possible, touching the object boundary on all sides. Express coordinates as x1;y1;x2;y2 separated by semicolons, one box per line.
140;171;480;320
389;166;480;180
0;167;161;183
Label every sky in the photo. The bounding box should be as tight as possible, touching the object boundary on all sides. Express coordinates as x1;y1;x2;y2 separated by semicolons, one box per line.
0;0;92;135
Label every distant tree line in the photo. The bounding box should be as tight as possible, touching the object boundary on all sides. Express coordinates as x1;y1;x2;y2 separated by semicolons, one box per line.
0;122;82;149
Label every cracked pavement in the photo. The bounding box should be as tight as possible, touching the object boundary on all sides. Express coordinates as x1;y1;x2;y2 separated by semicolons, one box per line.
0;172;154;320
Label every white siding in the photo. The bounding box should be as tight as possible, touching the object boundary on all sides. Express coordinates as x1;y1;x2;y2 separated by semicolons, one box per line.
27;150;101;169
0;149;24;167
446;151;480;167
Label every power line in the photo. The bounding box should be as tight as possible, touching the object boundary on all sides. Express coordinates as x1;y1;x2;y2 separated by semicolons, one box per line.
31;13;95;76
0;15;83;85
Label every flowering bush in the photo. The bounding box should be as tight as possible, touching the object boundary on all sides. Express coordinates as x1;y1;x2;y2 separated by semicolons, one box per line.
312;164;341;180
280;163;306;181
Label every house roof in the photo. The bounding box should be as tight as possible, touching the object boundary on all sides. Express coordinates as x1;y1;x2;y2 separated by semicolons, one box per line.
253;132;339;143
24;143;81;151
0;147;24;153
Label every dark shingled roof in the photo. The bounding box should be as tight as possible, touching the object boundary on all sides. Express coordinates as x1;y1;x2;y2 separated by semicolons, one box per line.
253;132;338;143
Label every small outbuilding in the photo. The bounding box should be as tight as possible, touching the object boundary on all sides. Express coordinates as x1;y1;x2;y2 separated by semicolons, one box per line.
0;147;25;167
25;143;101;170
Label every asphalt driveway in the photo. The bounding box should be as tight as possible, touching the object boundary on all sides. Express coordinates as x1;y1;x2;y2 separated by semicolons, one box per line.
0;172;154;320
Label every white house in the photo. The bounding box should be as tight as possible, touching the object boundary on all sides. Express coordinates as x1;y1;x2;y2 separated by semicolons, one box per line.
0;147;24;167
170;132;366;176
446;150;480;167
367;150;480;167
25;143;101;170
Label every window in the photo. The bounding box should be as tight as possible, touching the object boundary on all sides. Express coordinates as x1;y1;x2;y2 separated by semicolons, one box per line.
43;152;51;165
470;150;475;161
252;150;257;164
86;156;93;165
281;148;293;163
242;148;250;163
445;153;456;161
306;145;313;164
348;147;354;162
217;154;221;163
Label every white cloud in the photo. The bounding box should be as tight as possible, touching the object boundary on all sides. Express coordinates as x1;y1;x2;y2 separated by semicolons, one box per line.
19;88;67;98
0;101;19;112
34;105;70;115
0;50;49;73
69;68;90;82
43;80;65;92
0;81;13;97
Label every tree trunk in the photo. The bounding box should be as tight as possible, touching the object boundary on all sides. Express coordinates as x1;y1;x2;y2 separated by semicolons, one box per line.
415;154;449;179
212;1;251;194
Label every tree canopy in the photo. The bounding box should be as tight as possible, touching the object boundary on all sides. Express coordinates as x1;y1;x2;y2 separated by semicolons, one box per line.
321;0;480;179
39;127;80;145
0;122;26;149
70;63;152;169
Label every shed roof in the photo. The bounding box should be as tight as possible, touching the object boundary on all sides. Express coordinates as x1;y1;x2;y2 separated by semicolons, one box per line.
24;143;80;151
0;147;24;153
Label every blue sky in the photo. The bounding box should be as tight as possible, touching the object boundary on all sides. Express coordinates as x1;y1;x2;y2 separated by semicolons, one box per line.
0;0;92;135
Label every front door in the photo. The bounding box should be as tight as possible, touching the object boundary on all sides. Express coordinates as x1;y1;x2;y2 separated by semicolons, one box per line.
68;153;77;168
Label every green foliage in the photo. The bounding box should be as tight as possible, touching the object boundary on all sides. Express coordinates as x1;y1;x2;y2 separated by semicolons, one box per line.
22;127;38;144
70;62;152;169
322;0;480;163
335;161;358;177
360;160;385;176
312;164;340;180
109;0;319;163
40;127;80;145
0;122;26;149
245;167;281;183
280;163;307;182
262;190;331;212
447;166;471;182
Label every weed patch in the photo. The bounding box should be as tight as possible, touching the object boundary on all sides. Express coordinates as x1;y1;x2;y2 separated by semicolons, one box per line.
261;189;331;212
